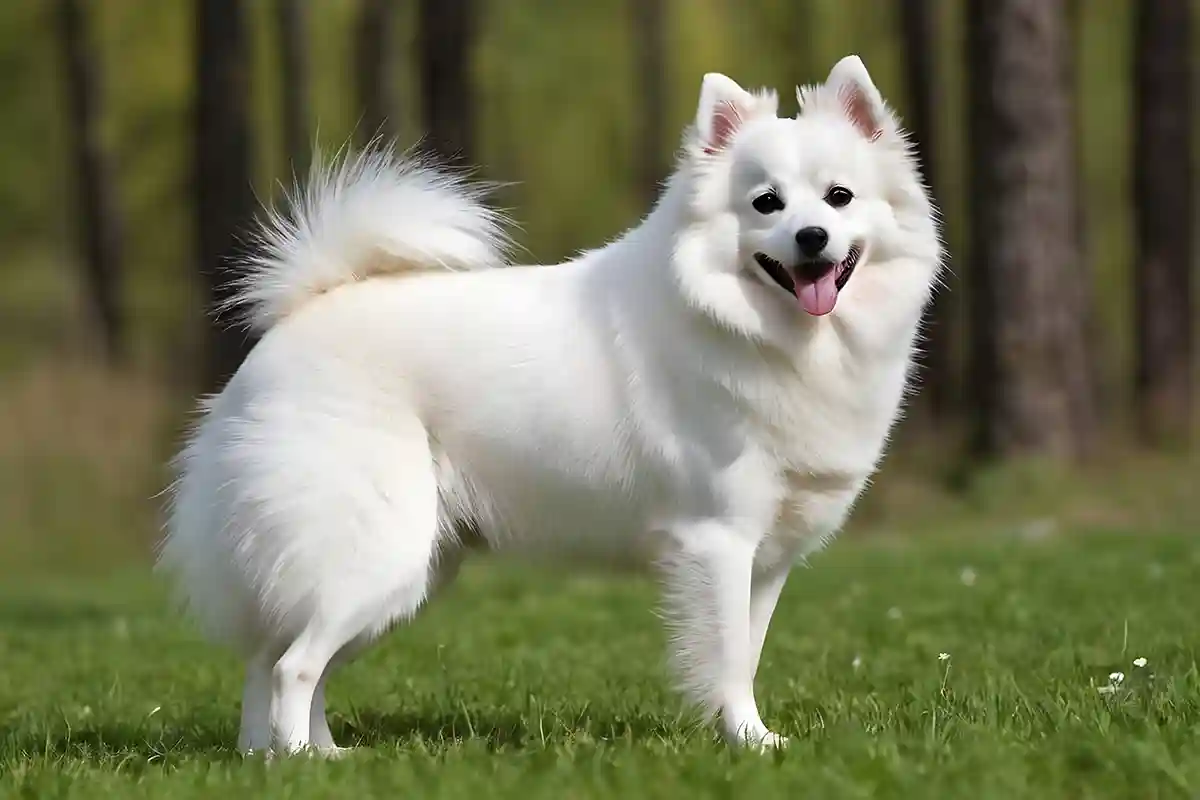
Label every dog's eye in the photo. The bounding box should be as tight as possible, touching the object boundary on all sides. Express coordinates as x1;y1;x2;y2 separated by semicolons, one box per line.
751;191;785;215
825;185;854;208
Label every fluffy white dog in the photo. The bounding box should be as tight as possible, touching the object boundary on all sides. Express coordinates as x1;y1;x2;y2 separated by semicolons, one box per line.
159;55;941;756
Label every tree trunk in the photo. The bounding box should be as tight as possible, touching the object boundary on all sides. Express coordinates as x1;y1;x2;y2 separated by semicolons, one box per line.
1065;0;1106;432
276;0;311;174
57;0;125;365
195;0;256;388
1133;0;1193;446
965;0;1095;461
417;0;476;166
632;0;667;207
898;0;953;419
355;0;398;145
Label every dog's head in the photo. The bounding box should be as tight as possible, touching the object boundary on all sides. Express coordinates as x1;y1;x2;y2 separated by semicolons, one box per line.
677;56;940;337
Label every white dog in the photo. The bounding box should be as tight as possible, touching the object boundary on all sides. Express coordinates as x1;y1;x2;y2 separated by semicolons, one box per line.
159;55;941;756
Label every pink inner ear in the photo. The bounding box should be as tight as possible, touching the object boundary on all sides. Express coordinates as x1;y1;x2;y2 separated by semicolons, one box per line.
838;84;883;142
705;101;742;154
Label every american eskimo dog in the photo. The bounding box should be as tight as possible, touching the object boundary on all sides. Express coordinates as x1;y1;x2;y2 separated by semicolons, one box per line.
159;55;941;755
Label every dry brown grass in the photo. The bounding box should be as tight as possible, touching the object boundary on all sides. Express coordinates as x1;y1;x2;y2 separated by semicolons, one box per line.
852;444;1200;541
0;358;177;572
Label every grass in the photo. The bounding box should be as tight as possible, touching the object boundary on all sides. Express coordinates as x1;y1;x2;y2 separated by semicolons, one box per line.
2;530;1199;798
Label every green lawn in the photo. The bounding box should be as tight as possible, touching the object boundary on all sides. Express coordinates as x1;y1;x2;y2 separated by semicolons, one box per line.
1;531;1197;798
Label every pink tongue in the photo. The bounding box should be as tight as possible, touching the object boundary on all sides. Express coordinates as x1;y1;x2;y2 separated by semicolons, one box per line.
796;270;839;316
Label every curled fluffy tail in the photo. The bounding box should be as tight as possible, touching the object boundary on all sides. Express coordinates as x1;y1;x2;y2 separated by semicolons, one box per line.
227;146;512;332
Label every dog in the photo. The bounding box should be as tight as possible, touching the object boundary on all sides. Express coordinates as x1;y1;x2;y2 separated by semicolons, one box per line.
158;55;942;756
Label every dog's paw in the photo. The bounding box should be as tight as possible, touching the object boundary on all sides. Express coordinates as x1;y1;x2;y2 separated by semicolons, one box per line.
726;721;790;751
756;731;789;750
314;745;356;760
247;744;356;761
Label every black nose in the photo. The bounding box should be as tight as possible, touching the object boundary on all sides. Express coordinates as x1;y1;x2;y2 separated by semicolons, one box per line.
795;226;829;258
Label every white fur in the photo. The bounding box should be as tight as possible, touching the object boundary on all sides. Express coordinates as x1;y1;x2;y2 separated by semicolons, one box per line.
228;146;511;332
158;55;941;756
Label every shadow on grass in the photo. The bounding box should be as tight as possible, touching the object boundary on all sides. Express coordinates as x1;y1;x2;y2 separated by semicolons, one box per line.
3;708;702;768
338;707;699;750
1;716;240;770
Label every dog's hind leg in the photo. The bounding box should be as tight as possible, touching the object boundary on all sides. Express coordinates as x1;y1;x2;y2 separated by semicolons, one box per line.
307;638;370;756
238;649;275;755
309;670;334;751
309;658;343;754
271;622;352;754
304;541;468;756
749;559;791;677
270;554;438;755
263;418;444;756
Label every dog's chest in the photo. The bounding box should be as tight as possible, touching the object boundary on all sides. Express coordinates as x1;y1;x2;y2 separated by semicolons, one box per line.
741;346;909;477
747;377;898;556
719;338;911;549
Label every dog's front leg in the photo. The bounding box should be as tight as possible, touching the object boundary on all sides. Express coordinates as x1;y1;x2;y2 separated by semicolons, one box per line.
659;521;786;749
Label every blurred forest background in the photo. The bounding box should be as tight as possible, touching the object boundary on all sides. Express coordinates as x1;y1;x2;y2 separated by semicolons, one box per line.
0;0;1195;575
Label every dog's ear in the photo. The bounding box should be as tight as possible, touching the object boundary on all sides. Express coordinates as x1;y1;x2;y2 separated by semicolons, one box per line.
695;73;755;153
823;55;887;141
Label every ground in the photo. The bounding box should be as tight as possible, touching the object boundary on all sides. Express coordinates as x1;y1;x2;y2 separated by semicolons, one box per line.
1;529;1197;799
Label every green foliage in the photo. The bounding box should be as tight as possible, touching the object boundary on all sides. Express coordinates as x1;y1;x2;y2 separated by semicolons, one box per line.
0;1;67;246
2;532;1198;797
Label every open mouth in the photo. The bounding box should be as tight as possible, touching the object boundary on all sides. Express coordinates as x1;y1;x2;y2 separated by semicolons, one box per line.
753;244;862;316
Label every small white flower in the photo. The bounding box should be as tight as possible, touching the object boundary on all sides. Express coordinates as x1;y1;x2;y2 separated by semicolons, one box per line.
852;655;863;671
938;652;950;661
1108;671;1125;684
886;606;903;621
1133;657;1147;668
959;567;977;587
